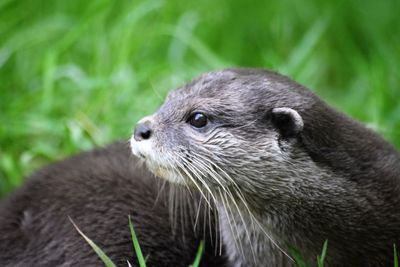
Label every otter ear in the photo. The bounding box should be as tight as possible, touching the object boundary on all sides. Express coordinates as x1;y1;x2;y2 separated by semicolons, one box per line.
270;107;304;138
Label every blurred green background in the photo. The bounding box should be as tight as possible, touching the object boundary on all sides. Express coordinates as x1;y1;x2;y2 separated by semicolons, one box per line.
0;0;399;198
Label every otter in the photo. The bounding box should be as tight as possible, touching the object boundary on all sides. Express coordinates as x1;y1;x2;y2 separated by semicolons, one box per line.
0;143;227;266
130;68;400;266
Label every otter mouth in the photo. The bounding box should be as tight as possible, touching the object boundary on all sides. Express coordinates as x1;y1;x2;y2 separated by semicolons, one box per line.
130;135;186;184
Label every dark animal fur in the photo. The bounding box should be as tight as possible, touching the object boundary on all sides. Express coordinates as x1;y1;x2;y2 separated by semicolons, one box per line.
0;143;226;266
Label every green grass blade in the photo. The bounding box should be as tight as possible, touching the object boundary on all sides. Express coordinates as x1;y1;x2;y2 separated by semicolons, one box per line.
70;218;117;267
128;215;147;267
288;245;309;267
317;240;328;267
394;244;398;267
189;240;204;267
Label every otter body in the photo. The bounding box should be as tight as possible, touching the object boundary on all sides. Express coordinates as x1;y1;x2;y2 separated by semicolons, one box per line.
131;68;400;266
0;143;226;266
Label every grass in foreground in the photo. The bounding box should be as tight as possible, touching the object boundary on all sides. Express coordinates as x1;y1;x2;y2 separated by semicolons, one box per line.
70;217;117;267
71;219;400;266
288;241;329;267
128;215;147;267
71;216;204;267
291;241;399;267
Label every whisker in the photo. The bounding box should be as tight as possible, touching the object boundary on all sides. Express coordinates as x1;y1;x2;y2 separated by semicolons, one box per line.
153;178;167;208
168;184;176;236
217;187;245;257
174;155;213;208
223;188;257;263
190;156;229;193
194;194;203;232
155;146;294;263
194;152;294;263
179;156;219;206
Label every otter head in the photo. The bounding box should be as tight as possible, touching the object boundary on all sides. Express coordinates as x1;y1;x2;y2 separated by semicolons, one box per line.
130;69;315;210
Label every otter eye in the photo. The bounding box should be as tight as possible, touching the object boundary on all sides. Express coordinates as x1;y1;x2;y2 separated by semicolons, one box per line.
188;112;208;128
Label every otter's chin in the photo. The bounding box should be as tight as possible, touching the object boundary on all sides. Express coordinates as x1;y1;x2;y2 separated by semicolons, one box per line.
146;164;185;185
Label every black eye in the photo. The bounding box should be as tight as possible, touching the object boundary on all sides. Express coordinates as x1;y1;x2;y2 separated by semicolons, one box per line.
188;112;208;128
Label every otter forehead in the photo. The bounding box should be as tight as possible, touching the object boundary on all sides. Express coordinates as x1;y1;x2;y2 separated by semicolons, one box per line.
160;69;315;123
167;69;270;102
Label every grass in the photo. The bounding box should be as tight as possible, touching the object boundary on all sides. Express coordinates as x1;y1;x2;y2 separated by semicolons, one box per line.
71;222;400;267
190;240;204;267
128;215;147;267
72;216;204;267
317;240;328;267
71;218;117;267
0;1;399;198
291;241;400;267
289;241;328;267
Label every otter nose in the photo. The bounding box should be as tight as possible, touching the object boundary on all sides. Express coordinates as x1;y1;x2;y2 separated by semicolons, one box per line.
134;122;152;141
